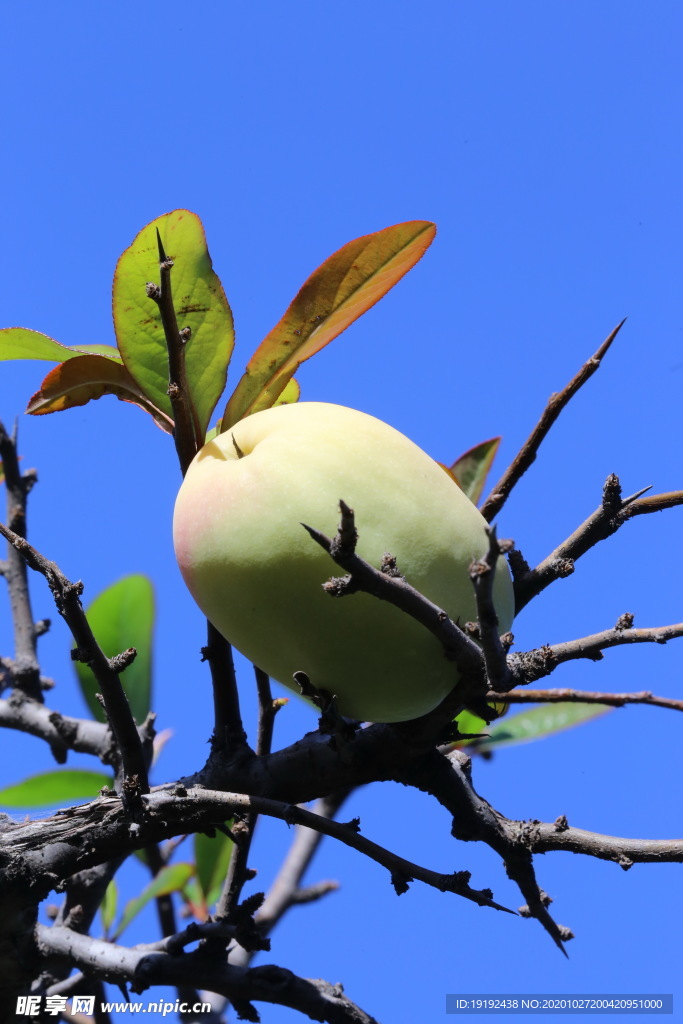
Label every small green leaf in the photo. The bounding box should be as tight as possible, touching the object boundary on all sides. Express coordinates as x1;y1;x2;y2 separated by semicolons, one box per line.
443;437;501;505
0;327;122;364
263;376;301;413
113;862;194;939
26;355;173;433
0;769;111;808
478;702;612;751
74;575;155;724
113;210;234;437
194;828;234;907
220;221;436;430
452;702;508;746
100;880;118;936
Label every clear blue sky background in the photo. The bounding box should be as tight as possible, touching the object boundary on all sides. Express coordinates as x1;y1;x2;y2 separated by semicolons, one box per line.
1;3;681;1022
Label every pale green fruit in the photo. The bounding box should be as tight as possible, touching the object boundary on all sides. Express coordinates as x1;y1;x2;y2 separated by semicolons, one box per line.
173;402;514;723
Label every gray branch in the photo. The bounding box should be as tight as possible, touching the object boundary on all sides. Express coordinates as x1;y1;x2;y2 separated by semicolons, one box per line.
36;925;379;1024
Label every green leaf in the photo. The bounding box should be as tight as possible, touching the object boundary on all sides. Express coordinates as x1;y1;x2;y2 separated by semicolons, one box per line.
443;437;501;505
26;355;173;433
0;327;122;363
73;574;155;724
220;220;436;430
452;702;508;746
113;210;234;437
112;862;194;939
100;880;118;937
478;702;612;751
194;827;234;907
260;376;301;414
0;769;111;807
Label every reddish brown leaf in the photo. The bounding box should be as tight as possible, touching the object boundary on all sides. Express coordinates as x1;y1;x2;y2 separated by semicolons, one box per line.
27;355;173;434
220;221;436;429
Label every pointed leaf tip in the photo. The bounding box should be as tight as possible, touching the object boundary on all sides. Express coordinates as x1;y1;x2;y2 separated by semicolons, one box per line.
155;226;166;262
443;437;502;505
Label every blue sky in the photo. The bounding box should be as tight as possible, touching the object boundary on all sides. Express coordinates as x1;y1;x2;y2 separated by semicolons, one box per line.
1;3;682;1022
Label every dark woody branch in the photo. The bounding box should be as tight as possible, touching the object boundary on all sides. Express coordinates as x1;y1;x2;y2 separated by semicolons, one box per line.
36;925;378;1024
469;527;515;692
514;475;683;612
2;785;512;916
146;230;202;476
147;236;250;775
508;620;683;688
485;687;683;713
229;789;349;970
212;668;281;936
530;822;683;867
400;749;571;951
302;500;483;678
146;788;513;913
0;693;114;763
480;320;625;523
0;521;150;808
0;420;42;701
202;621;251;759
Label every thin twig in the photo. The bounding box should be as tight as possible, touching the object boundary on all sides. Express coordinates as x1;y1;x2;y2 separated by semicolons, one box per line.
203;621;250;759
0;521;149;808
480;320;625;522
37;924;379;1024
143;843;203;1011
145;788;514;914
402;749;573;951
214;669;284;929
508;621;683;687
486;687;683;712
0;420;42;700
229;790;350;970
514;476;683;611
469;527;514;691
303;501;483;678
146;231;201;475
531;822;683;866
255;666;282;758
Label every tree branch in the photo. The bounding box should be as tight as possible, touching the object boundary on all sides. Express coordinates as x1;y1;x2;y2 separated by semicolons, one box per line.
146;230;201;476
150;789;513;913
229;790;349;970
142;843;204;1012
203;621;251;760
0;522;150;809
213;668;281;932
508;620;683;687
0;420;42;700
469;527;514;692
514;475;683;611
480;320;625;523
303;500;483;678
485;687;683;712
36;925;379;1024
0;693;114;763
530;822;683;867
